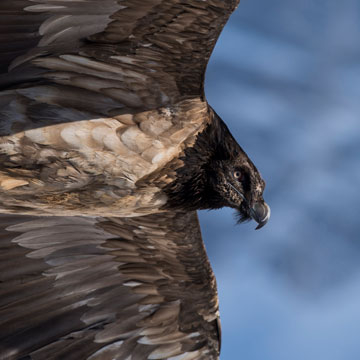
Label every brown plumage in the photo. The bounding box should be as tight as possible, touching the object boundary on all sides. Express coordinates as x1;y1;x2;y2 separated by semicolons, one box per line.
0;1;269;359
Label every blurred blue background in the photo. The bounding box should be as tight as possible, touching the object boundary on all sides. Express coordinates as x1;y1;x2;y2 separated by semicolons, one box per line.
202;0;360;359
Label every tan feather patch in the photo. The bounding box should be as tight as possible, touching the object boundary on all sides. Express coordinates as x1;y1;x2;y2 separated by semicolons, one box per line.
0;178;29;190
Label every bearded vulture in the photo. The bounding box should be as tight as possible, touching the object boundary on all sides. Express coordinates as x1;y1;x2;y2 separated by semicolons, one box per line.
0;1;270;359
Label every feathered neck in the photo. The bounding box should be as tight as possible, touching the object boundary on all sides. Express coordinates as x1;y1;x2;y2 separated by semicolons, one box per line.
162;109;242;210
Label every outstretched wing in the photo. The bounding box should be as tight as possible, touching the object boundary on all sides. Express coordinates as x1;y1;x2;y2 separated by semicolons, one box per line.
1;0;240;103
0;0;240;213
0;211;220;360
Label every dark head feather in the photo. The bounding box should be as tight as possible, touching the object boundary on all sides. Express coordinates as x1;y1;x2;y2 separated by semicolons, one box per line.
163;108;270;229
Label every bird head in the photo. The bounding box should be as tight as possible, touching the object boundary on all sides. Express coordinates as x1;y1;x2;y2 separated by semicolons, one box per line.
207;157;270;230
161;108;270;229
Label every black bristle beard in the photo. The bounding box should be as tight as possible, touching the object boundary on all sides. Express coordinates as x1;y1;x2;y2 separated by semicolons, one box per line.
235;206;251;224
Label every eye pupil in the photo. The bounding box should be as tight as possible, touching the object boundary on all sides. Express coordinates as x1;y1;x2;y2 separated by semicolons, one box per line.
234;171;242;180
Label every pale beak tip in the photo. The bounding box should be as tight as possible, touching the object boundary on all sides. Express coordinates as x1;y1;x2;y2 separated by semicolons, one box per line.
251;202;270;230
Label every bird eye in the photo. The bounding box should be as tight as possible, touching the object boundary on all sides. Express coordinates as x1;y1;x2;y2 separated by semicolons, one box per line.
233;170;242;181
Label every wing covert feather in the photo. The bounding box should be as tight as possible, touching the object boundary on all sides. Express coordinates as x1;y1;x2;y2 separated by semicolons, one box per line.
0;211;220;360
1;0;240;104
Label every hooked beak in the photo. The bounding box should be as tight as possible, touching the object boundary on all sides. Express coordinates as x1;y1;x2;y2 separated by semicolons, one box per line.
228;183;270;229
250;202;271;230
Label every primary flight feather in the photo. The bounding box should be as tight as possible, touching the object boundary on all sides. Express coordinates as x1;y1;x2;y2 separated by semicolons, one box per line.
0;1;269;359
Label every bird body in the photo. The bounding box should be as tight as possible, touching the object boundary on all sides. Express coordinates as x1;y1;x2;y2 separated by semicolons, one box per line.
0;95;209;216
0;1;269;359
